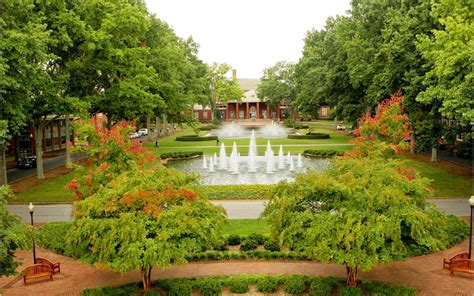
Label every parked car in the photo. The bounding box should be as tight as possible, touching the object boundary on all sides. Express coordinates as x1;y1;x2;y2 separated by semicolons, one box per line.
128;132;141;139
138;128;148;136
17;153;37;169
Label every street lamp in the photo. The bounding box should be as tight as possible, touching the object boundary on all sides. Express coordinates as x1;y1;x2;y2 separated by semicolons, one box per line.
468;196;474;259
28;203;36;264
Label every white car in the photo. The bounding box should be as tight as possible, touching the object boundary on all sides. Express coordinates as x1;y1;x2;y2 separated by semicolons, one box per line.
138;128;148;136
128;132;141;139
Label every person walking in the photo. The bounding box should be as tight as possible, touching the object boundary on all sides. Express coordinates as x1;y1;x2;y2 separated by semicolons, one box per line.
155;141;159;149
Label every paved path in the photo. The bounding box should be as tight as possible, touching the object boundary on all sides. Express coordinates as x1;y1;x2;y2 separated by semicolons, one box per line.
0;240;472;296
6;198;471;223
7;154;83;184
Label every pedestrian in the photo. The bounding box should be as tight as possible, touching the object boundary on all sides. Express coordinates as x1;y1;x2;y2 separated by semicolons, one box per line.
216;138;220;146
155;141;159;149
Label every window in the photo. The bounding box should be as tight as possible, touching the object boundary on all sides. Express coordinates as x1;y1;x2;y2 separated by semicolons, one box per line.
203;111;208;119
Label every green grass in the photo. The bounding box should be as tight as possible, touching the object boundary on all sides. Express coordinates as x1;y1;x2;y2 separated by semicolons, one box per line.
403;159;472;198
223;219;269;236
11;173;74;203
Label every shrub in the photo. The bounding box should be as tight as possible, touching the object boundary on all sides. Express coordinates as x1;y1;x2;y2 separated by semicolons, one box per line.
309;277;334;296
339;286;363;296
143;291;160;296
256;276;279;293
226;234;241;246
175;135;218;141
213;240;229;251
362;281;415;296
192;184;274;200
303;149;344;158
283;276;307;295
239;238;258;251
247;233;266;245
228;279;249;293
81;283;140;296
445;215;470;246
160;151;203;159
287;133;330;139
36;222;73;255
166;279;193;296
263;239;280;252
196;278;222;296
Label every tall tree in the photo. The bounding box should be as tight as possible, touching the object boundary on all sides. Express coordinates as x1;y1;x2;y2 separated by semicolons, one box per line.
0;0;51;184
257;61;297;114
67;166;226;291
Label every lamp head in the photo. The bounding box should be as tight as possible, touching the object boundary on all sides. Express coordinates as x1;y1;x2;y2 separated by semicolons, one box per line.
28;203;34;213
469;196;474;207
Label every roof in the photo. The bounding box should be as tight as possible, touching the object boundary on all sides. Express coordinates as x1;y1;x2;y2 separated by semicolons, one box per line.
238;79;260;92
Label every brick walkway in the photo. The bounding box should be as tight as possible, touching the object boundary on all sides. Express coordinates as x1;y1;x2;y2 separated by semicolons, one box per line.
1;239;472;296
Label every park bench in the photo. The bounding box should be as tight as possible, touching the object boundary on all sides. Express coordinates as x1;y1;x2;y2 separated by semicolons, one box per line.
448;258;474;275
36;257;61;274
443;253;469;269
23;264;53;285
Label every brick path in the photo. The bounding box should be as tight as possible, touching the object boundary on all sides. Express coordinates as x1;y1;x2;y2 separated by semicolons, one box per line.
1;239;472;296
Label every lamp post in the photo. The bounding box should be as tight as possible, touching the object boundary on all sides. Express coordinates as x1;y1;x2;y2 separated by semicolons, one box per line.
28;203;36;264
468;196;474;259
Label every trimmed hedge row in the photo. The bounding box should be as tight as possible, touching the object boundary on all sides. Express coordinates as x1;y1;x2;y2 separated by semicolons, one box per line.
288;133;330;139
160;151;203;159
303;149;344;158
175;135;218;141
192;184;274;200
82;275;416;296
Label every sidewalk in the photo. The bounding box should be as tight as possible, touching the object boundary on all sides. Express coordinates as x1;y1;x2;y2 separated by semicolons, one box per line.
1;240;472;296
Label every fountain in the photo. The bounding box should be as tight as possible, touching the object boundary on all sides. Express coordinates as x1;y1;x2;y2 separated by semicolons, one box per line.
213;153;218;166
287;152;291;164
297;153;303;168
202;155;208;169
278;145;285;169
216;122;245;138
229;142;239;174
289;156;295;172
219;143;228;170
208;157;215;172
247;130;257;172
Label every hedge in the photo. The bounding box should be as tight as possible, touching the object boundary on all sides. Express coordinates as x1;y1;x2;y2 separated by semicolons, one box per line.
82;275;415;295
175;135;218;141
303;149;344;158
36;222;73;256
288;133;330;139
160;151;203;159
191;184;274;200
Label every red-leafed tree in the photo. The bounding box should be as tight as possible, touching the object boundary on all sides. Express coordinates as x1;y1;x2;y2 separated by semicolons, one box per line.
66;120;154;199
349;92;413;158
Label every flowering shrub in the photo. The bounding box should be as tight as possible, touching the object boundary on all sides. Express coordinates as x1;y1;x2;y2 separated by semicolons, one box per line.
349;92;413;158
66;120;154;199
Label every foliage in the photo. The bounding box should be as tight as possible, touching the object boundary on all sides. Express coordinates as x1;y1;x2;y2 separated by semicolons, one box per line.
226;234;241;246
36;222;73;256
338;286;363;296
257;61;297;108
256;276;279;293
263;239;280;252
283;275;308;295
81;283;141;296
0;186;31;276
303;150;344;158
67;165;226;291
67;120;153;199
239;238;258;251
175;135;218;141
309;277;341;296
227;278;249;294
160;151;203;159
361;280;416;296
247;233;266;245
195;278;223;296
264;155;469;286
288;134;330;139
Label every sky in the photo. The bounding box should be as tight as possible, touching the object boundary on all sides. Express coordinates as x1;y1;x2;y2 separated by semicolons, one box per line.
145;0;351;79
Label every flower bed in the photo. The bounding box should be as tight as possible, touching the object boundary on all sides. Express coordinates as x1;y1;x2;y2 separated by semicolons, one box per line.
287;133;330;139
303;149;344;158
160;151;203;160
175;135;218;141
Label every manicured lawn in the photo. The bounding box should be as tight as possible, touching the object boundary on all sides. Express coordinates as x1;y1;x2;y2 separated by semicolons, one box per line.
222;219;269;236
404;159;472;198
11;173;74;202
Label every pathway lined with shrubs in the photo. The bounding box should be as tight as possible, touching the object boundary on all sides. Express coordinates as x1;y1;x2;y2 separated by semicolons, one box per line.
1;239;472;296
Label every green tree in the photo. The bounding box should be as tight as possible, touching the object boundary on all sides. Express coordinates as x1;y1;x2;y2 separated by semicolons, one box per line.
67;166;226;291
264;156;464;287
257;61;297;110
0;185;31;276
417;0;474;127
0;0;52;184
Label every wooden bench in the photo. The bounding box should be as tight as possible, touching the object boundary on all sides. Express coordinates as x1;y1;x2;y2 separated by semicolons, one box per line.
23;264;53;285
449;258;474;275
37;257;61;274
443;253;469;269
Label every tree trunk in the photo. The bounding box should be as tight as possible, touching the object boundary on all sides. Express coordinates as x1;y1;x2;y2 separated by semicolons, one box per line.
346;266;358;287
146;116;151;135
162;114;167;135
65;114;71;165
431;147;438;162
0;145;7;185
141;266;152;291
34;125;45;179
409;133;415;155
